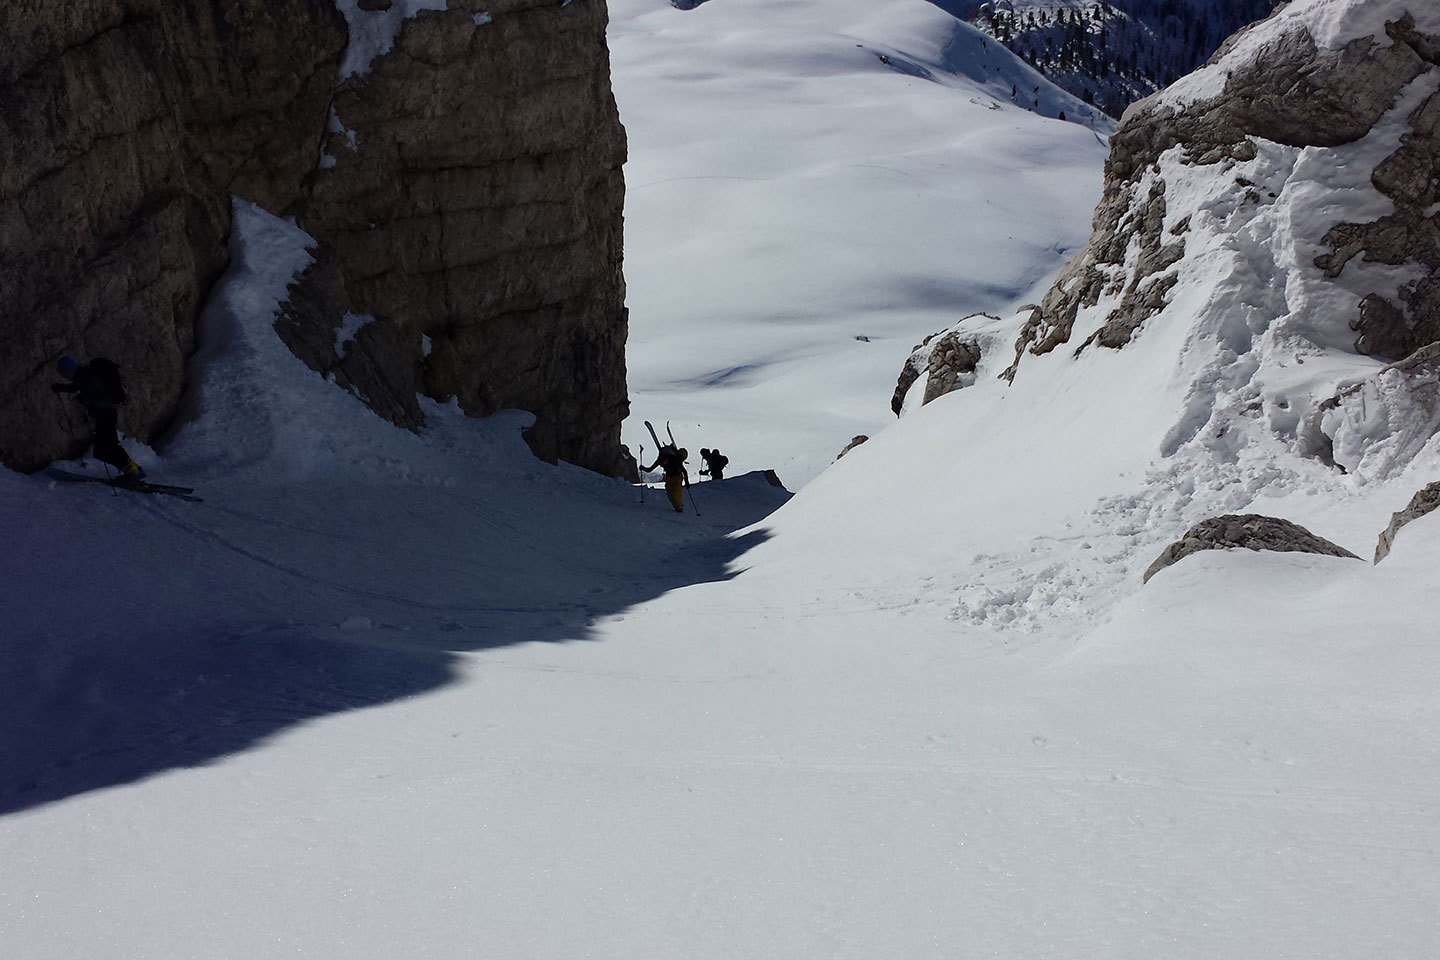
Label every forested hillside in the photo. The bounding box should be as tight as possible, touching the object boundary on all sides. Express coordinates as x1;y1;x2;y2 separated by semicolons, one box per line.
953;0;1276;116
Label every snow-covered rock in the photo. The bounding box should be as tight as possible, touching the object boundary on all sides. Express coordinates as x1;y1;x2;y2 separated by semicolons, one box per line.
834;434;870;461
1142;512;1362;583
1321;340;1440;477
1004;1;1440;485
1373;476;1440;561
892;325;986;415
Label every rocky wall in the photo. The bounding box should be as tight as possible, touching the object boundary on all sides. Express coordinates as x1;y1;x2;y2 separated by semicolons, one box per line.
0;0;346;471
297;0;630;475
1003;13;1440;383
1;0;631;477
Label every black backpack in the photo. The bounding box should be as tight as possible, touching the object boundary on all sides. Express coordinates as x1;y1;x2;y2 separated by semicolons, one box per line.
88;357;127;405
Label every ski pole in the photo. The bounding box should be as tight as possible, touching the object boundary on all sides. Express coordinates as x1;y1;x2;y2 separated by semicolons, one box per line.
685;474;701;517
637;444;646;505
100;459;118;496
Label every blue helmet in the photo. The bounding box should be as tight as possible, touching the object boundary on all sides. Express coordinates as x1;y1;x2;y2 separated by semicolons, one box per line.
57;355;78;374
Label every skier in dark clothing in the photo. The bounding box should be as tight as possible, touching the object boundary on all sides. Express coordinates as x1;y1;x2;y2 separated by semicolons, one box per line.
52;355;145;481
642;445;689;512
700;447;728;481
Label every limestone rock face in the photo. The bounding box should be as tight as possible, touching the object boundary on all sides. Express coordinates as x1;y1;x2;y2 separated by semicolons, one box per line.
1005;12;1440;383
0;0;346;471
1374;480;1440;563
1316;70;1440;361
273;244;427;431
1143;514;1361;583
2;0;631;477
299;0;630;474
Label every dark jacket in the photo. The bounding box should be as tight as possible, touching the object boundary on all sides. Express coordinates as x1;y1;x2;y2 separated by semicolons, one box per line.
643;448;688;479
55;363;120;413
701;451;728;479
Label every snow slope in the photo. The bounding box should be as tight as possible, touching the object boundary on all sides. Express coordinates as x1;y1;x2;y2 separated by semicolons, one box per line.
4;1;1439;958
845;0;1440;629
612;0;1110;486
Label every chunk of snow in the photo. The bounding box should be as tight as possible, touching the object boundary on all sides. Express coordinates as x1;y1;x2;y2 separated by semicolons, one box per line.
474;11;492;25
336;313;374;355
333;0;450;80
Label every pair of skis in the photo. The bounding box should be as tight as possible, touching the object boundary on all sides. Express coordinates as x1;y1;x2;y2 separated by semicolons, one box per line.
44;467;203;502
643;419;675;456
641;420;700;516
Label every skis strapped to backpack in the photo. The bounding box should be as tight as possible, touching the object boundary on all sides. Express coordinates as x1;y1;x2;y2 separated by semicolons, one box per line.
643;420;700;516
644;420;672;456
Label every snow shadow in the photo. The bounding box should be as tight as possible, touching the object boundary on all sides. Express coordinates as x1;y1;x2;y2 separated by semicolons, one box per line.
0;470;786;816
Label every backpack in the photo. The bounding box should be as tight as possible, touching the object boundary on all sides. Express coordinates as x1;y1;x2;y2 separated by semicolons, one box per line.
88;357;127;405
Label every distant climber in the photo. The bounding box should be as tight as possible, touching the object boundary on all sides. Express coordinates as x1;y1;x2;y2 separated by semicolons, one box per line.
52;355;145;481
699;447;728;481
642;444;689;513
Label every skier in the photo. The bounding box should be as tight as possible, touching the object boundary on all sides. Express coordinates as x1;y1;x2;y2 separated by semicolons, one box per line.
641;444;689;513
52;355;145;482
699;447;728;481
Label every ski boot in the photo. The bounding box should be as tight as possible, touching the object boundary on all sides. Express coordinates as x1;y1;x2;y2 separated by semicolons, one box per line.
116;460;147;484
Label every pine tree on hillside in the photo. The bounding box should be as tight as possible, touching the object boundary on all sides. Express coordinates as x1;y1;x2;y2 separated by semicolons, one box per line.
962;0;1273;119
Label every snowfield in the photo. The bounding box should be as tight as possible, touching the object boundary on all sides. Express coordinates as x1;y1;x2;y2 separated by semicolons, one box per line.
3;1;1438;958
613;0;1110;486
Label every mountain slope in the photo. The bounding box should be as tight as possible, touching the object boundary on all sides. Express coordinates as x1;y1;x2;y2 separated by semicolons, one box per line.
3;2;1438;958
612;0;1111;485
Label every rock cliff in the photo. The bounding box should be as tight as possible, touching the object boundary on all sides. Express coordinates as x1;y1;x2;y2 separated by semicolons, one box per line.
0;0;344;472
891;311;1018;417
1006;8;1440;383
1001;1;1440;482
892;327;984;416
0;0;629;476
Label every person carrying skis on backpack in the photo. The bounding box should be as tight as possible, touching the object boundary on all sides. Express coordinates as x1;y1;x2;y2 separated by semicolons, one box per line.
641;444;689;513
699;447;728;481
52;355;145;482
